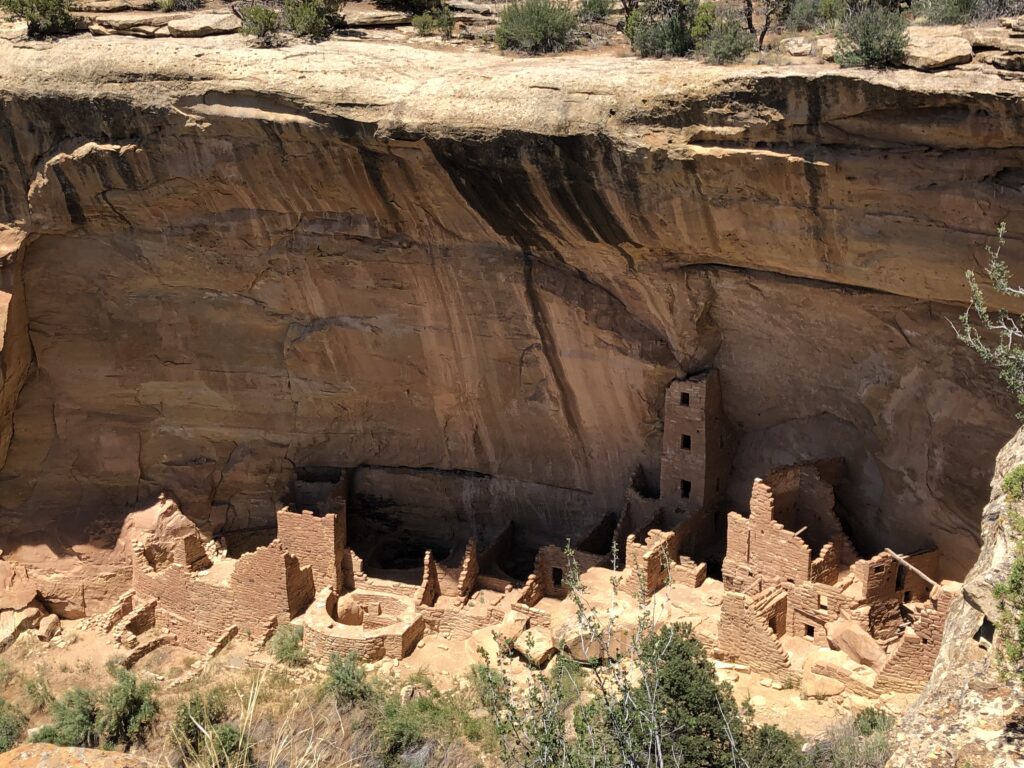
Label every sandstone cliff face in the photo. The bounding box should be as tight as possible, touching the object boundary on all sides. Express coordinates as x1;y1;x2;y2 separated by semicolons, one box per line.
888;427;1024;768
0;36;1021;611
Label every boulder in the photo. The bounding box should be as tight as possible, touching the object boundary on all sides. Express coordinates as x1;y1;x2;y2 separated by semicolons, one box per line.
825;618;886;670
784;37;814;57
344;8;409;27
36;614;60;641
333;596;365;626
167;13;241;38
513;628;556;667
802;667;846;699
905;29;973;70
816;36;837;61
965;27;1024;53
0;605;43;652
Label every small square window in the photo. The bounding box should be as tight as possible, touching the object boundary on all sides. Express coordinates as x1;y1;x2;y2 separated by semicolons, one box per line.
681;434;692;450
872;564;886;575
680;392;690;406
804;624;815;639
681;480;692;499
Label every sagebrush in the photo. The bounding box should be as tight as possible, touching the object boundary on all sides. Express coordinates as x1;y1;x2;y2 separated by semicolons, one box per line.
835;4;908;69
0;0;74;37
496;0;578;53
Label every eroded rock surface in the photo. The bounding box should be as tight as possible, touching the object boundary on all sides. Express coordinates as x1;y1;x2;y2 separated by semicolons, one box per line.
888;428;1024;768
0;36;1021;614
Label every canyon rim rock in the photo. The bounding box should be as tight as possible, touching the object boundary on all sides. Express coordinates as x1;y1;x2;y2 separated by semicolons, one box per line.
0;36;1019;617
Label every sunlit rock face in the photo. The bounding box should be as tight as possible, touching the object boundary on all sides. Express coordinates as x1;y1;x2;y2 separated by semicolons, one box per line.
0;37;1021;613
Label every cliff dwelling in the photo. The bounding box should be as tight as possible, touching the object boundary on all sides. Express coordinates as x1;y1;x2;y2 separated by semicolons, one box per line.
16;369;947;717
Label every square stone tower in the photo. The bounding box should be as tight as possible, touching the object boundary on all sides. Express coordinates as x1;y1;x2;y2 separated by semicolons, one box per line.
660;370;730;515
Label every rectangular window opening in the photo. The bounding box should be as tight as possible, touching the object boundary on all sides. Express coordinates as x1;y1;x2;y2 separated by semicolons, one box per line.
818;594;828;610
681;480;691;499
903;591;911;603
872;564;886;575
804;624;815;639
680;392;690;406
552;567;564;588
681;434;692;450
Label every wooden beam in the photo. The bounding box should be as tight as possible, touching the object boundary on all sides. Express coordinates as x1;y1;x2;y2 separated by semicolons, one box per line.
883;548;939;588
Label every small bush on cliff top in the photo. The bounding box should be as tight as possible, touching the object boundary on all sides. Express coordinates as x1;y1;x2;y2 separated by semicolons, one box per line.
268;624;307;666
0;0;74;37
806;708;895;768
157;0;202;11
412;3;455;38
0;700;26;753
238;2;280;40
835;4;908;69
625;0;698;58
496;0;578;53
701;15;752;63
283;0;338;38
578;0;614;21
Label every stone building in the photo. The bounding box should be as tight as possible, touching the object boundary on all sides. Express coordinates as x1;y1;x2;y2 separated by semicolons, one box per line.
717;460;957;694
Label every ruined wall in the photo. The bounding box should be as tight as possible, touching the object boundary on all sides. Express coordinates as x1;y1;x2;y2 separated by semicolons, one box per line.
718;590;790;675
132;541;312;649
276;509;345;592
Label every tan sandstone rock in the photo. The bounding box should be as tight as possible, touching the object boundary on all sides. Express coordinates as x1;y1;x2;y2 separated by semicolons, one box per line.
905;28;974;70
513;628;556;668
166;13;241;38
825;618;886;670
0;744;154;767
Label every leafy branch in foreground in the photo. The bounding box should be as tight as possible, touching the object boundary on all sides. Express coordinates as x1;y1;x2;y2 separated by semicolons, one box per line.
956;224;1024;415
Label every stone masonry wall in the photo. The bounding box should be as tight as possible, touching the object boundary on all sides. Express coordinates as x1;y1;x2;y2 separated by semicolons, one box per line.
718;590;790;676
276;508;345;591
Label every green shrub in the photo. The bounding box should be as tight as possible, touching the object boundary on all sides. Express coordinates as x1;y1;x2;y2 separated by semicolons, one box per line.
411;3;454;37
0;700;26;753
30;688;98;748
807;708;895;768
238;3;280;38
23;671;53;714
922;0;975;21
625;0;697;58
701;16;752;63
323;652;370;707
173;689;229;752
283;0;337;38
157;0;201;11
1003;464;1024;501
370;683;477;763
268;624;307;666
994;510;1024;679
835;4;908;69
787;0;844;30
578;0;614;21
96;665;158;748
853;707;895;736
743;724;808;768
690;0;715;38
496;0;578;53
172;688;251;766
0;0;74;37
